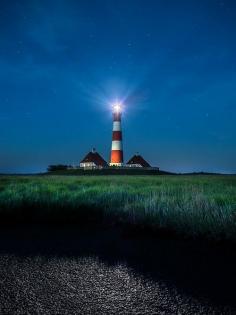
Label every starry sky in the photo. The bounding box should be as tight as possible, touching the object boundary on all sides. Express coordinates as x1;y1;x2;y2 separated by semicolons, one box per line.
0;0;236;174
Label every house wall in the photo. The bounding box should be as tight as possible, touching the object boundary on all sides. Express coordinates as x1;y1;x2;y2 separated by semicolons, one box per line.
126;163;142;168
80;162;97;169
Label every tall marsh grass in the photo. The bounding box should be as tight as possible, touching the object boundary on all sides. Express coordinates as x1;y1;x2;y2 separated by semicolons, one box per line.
0;175;235;240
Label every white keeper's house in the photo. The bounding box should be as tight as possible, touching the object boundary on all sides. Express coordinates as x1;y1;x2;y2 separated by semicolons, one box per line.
80;148;108;170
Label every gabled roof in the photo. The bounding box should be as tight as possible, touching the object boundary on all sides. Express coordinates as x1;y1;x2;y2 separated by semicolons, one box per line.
80;150;108;166
127;154;151;167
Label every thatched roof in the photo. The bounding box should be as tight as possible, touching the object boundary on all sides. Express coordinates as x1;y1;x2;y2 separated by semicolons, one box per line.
127;154;151;167
80;150;108;167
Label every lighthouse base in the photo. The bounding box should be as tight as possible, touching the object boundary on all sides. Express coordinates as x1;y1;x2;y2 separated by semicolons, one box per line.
109;163;123;167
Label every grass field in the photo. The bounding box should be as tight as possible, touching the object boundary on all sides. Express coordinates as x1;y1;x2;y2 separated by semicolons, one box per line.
0;175;235;241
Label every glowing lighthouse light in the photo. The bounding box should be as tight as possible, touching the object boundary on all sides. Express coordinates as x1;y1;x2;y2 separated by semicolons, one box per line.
109;101;124;167
113;102;122;113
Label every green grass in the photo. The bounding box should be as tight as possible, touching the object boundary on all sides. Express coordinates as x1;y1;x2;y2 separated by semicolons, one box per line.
0;175;235;241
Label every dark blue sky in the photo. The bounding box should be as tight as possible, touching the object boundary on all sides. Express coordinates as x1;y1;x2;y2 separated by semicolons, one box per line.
0;0;235;173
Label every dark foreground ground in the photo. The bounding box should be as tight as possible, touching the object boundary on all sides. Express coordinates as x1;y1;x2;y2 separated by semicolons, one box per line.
0;225;235;314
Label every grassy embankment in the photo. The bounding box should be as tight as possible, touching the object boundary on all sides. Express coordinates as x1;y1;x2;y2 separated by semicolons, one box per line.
0;175;235;241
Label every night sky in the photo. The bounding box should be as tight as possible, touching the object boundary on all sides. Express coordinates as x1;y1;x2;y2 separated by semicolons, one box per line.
0;0;235;173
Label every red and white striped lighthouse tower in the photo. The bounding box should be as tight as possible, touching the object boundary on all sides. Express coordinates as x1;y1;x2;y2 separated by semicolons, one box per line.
109;103;124;166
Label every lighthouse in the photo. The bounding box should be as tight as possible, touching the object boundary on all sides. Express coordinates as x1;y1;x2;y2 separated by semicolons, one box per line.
109;102;124;166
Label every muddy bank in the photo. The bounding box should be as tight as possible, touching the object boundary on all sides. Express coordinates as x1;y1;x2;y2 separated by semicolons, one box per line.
0;225;235;314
